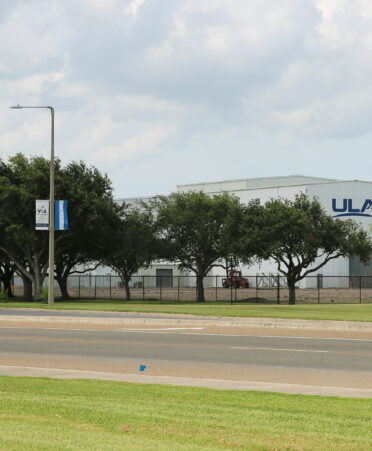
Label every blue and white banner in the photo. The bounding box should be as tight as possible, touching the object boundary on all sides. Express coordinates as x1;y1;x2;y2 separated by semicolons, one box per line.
55;200;68;231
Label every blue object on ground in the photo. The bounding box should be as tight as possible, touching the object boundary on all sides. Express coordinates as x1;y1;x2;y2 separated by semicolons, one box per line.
139;365;146;372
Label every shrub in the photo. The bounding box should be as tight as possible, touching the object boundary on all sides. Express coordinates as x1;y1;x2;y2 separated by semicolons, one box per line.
40;288;48;304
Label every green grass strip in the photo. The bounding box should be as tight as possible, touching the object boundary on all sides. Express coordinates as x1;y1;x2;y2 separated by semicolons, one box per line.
2;300;372;322
0;376;371;450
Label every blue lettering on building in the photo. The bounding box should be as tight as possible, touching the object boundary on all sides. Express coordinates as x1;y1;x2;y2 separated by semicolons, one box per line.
332;199;372;217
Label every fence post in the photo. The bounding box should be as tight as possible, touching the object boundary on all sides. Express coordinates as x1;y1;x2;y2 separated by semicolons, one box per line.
360;275;362;303
317;275;320;304
78;275;81;299
277;274;280;304
177;275;180;302
109;275;112;300
195;276;197;302
142;276;145;300
230;282;233;305
160;275;162;301
94;276;97;299
216;275;218;302
255;274;258;302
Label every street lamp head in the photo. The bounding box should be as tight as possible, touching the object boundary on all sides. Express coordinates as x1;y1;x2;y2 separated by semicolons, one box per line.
9;105;23;109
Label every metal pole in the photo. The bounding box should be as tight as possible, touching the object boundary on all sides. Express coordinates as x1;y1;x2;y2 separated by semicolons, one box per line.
142;276;145;300
360;275;362;303
177;275;180;302
317;275;320;304
277;274;280;304
160;275;162;301
78;275;81;299
255;274;258;303
94;276;97;299
109;275;112;300
48;107;55;306
10;105;55;306
216;275;218;302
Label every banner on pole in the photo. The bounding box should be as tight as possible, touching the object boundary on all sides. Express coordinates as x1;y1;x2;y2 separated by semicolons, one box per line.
55;200;68;231
36;200;49;230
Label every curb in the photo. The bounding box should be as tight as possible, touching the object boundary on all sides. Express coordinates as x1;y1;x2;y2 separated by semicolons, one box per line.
1;311;372;331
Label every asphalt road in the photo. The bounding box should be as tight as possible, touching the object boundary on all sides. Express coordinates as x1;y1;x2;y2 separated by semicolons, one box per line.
0;325;371;393
0;327;371;371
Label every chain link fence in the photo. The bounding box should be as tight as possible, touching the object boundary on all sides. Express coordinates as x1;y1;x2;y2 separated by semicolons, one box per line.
9;274;372;303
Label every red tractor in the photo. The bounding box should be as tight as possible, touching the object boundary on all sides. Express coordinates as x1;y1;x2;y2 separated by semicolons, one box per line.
222;270;249;288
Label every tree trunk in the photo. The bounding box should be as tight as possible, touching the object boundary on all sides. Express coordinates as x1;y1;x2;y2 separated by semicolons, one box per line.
123;278;131;301
56;275;71;300
3;275;14;298
29;257;43;302
22;276;33;301
288;280;296;305
0;264;15;297
196;274;205;302
33;275;42;301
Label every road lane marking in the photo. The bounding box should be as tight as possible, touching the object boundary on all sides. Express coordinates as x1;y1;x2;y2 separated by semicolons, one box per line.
0;327;371;342
122;327;205;331
231;346;329;353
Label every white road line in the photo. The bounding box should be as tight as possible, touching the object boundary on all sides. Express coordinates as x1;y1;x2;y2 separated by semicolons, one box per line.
0;326;371;342
119;331;372;342
231;346;329;353
123;327;205;331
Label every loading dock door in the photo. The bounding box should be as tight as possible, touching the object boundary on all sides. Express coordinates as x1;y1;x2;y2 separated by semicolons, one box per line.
156;269;173;288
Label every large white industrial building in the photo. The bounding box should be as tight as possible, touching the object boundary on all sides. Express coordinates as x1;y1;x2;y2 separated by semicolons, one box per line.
92;174;372;288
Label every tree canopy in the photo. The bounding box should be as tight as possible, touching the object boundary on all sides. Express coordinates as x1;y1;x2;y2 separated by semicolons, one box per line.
154;191;243;302
103;202;161;300
0;154;118;301
237;194;372;304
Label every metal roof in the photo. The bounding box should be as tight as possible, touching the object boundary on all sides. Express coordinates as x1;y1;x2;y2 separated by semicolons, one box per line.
177;175;340;193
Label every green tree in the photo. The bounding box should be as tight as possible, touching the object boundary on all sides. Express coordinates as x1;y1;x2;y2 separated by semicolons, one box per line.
155;191;243;302
103;203;160;300
0;155;119;301
54;161;119;299
239;194;372;305
0;154;60;300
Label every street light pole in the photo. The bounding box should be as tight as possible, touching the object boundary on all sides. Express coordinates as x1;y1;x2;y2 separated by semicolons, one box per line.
48;107;55;306
10;105;55;306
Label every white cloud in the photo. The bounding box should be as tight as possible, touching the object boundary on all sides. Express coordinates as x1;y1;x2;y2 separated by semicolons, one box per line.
94;125;171;163
2;0;372;196
123;0;146;20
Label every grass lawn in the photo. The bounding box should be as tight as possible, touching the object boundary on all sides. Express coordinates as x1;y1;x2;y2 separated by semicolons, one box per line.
1;299;372;322
0;376;371;450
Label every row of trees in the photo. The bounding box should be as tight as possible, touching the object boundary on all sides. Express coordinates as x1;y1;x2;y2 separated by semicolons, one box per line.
0;154;119;301
1;154;371;304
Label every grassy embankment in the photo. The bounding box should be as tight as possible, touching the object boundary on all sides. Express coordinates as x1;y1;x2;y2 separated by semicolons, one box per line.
0;376;371;450
1;299;372;321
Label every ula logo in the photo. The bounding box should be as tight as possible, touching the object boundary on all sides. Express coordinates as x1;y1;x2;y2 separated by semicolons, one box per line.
332;199;372;218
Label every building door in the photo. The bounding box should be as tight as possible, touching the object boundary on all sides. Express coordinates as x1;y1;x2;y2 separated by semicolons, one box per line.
156;269;173;288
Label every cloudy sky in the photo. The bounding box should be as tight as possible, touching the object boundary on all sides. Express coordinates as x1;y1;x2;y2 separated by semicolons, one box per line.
1;0;372;197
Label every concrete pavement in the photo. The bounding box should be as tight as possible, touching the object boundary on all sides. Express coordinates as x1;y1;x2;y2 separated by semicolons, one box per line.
1;364;371;398
1;307;372;332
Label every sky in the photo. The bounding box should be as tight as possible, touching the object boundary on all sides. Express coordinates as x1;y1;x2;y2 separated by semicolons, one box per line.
1;0;372;198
